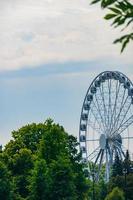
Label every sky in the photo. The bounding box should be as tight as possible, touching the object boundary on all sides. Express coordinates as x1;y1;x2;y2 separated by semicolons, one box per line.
0;0;133;145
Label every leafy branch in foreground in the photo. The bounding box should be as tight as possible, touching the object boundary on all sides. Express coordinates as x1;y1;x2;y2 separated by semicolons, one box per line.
114;33;133;52
91;0;133;52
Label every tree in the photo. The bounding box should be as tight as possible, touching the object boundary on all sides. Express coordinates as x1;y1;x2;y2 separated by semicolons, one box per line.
4;121;51;155
0;161;13;200
87;176;108;200
123;150;133;174
91;0;133;52
111;154;123;177
126;173;133;200
48;156;77;200
108;175;125;193
10;148;34;199
28;159;51;200
38;121;89;200
108;174;133;200
105;187;125;200
99;179;108;200
39;123;69;164
1;119;89;199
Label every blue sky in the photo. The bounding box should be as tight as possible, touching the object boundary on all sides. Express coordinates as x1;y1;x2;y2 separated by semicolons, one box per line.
0;0;133;145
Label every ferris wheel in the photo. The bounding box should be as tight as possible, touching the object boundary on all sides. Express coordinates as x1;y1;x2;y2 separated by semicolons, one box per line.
79;71;133;182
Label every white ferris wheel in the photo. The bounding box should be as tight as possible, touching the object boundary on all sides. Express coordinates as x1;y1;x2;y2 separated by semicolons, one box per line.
79;71;133;182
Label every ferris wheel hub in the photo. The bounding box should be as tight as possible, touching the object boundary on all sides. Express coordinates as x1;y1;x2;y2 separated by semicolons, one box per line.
99;134;106;149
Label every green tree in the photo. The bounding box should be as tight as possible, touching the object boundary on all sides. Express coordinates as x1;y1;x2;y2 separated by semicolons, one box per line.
4;121;50;155
111;154;123;177
2;120;51;199
2;119;89;200
12;149;33;199
28;159;51;200
91;0;133;52
39;123;68;164
48;156;77;200
123;150;133;174
105;187;125;200
126;173;133;200
38;121;89;200
87;178;107;200
99;179;108;200
0;161;13;200
108;174;133;200
108;175;125;193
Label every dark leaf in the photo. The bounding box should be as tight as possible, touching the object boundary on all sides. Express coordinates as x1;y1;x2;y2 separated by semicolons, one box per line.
113;35;128;44
126;18;133;27
101;0;116;8
104;13;117;20
114;17;126;28
91;0;101;5
121;37;129;52
111;16;121;26
125;0;133;9
113;33;133;52
115;1;128;12
109;7;122;14
122;18;133;31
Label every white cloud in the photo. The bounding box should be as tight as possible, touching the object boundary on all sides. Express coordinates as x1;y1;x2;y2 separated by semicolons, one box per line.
0;0;132;71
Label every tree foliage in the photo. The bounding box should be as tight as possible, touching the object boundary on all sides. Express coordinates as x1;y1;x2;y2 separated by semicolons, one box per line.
28;159;51;200
105;187;125;200
91;0;133;52
0;161;13;200
111;154;123;177
0;119;89;200
123;150;133;174
108;174;133;200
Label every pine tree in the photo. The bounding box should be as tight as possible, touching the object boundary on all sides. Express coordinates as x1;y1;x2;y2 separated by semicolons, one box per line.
123;150;132;174
112;154;123;177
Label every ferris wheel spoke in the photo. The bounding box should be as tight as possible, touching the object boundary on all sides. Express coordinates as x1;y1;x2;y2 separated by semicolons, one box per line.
87;123;101;136
119;146;126;159
96;149;104;181
87;146;100;160
89;154;99;161
111;93;129;135
89;108;104;133
105;148;110;182
99;84;108;128
94;94;107;134
114;101;132;134
94;149;102;165
107;79;112;134
114;97;131;133
109;81;120;132
112;115;133;136
121;148;126;158
114;144;123;160
118;148;124;160
90;102;105;133
111;87;126;133
107;145;113;165
114;140;127;158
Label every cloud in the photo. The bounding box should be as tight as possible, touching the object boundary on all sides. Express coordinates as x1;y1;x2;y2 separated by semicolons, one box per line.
0;0;132;71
